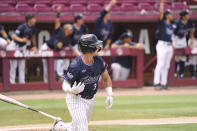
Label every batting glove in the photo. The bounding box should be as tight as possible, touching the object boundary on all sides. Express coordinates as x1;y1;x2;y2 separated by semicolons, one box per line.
105;87;113;109
70;81;85;94
62;81;85;94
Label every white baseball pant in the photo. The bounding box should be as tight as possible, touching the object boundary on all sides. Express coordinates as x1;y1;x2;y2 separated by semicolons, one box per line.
189;39;197;65
0;37;8;49
7;41;26;84
154;40;173;86
66;93;94;131
173;35;187;62
40;43;70;82
111;63;130;80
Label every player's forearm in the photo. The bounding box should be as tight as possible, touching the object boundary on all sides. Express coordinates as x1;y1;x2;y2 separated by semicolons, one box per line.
1;30;8;39
32;35;37;47
106;39;111;46
55;12;61;30
55;19;60;30
104;39;111;49
103;75;113;98
111;44;123;48
159;0;164;20
105;0;115;11
12;34;24;43
190;29;194;41
103;75;112;88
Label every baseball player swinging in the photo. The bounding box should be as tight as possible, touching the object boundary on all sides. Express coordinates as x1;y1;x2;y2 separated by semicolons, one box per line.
62;34;113;131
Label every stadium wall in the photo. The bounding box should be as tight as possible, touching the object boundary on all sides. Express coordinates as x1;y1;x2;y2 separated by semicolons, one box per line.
1;20;197;88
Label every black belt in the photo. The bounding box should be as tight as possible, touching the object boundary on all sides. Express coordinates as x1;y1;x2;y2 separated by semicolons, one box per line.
77;94;93;99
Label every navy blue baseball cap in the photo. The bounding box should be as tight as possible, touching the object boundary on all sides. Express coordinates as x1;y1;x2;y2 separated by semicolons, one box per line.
163;9;172;19
120;32;133;40
74;13;83;22
180;10;189;17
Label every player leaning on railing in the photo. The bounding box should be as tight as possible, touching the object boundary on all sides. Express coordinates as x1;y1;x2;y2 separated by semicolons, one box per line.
153;0;175;90
40;5;74;82
7;14;37;84
111;31;144;80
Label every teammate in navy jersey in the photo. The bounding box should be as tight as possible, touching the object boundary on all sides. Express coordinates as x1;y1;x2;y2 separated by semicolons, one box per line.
7;14;37;84
111;32;144;80
0;25;11;49
173;10;194;78
40;6;73;82
93;0;116;51
62;34;113;131
71;13;88;56
153;0;175;90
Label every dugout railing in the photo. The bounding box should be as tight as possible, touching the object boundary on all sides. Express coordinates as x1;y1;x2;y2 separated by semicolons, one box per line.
168;48;197;86
0;48;144;92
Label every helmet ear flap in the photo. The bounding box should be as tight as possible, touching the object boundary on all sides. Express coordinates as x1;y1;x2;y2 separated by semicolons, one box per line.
79;45;97;54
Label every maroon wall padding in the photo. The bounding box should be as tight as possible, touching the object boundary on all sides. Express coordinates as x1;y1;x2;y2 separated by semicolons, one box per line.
0;49;144;91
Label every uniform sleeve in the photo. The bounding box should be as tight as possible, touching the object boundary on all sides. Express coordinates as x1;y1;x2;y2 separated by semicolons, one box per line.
70;33;75;46
98;56;108;73
158;19;164;26
54;27;61;34
63;63;78;85
15;25;24;36
94;9;108;28
0;25;4;31
101;60;108;73
114;40;122;45
32;26;37;35
188;19;195;29
130;42;137;46
173;20;179;36
83;24;88;34
99;9;109;20
107;23;113;40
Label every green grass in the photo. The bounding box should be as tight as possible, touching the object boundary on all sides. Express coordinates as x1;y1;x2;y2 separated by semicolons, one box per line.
89;124;197;131
0;95;197;126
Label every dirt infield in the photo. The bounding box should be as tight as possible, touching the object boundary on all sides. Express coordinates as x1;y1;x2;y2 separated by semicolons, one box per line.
2;86;197;100
1;117;197;131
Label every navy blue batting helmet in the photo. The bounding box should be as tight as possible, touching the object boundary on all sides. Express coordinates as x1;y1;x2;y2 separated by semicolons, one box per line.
78;34;103;53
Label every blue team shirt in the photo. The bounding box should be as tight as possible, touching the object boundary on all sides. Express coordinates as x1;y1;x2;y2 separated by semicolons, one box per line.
0;25;4;38
93;9;113;45
0;25;4;31
113;40;136;68
14;23;36;47
194;25;197;39
174;19;194;39
71;24;88;46
47;27;72;49
158;19;174;43
64;56;107;98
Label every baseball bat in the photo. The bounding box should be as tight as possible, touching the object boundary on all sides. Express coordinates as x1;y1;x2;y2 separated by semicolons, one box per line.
0;94;58;120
